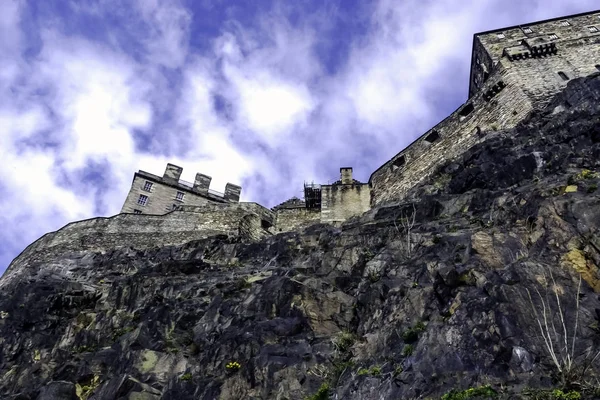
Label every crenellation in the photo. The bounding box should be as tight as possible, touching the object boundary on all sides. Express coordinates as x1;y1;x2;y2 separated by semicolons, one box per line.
120;165;241;215
118;10;600;233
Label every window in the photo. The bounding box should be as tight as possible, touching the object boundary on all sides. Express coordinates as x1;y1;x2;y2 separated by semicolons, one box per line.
557;71;569;81
143;181;153;192
137;194;148;206
522;27;533;34
172;204;178;210
595;65;600;71
133;209;142;214
391;155;406;170
589;26;599;33
424;130;441;143
175;191;184;201
549;33;559;40
458;103;475;119
560;20;570;27
497;33;505;39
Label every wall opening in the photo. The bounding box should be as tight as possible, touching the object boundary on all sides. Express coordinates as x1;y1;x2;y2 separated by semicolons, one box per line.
458;103;474;119
391;155;406;171
424;130;440;143
595;65;600;72
557;71;569;81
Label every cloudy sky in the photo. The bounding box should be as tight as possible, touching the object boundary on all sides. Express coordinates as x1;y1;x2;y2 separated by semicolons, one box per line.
1;0;598;273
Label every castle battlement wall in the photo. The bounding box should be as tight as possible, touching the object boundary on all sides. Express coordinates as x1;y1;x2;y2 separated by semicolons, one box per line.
369;74;533;205
370;9;600;206
2;202;272;289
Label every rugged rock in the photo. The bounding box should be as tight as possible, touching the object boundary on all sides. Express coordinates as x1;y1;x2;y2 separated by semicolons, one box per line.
1;75;600;399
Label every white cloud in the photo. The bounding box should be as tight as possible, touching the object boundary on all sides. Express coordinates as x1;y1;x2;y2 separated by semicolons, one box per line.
2;0;600;272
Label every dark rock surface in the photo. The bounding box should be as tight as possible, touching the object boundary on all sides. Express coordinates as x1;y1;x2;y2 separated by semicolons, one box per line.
1;75;600;399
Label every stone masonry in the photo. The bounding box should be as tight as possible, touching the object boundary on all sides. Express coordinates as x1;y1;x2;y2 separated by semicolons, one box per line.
116;10;600;230
369;9;600;206
121;163;242;215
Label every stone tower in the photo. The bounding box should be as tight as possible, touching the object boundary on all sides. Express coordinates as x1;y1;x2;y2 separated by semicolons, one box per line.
369;10;600;206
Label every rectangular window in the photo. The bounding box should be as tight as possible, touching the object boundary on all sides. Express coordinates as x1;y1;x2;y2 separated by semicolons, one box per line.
549;33;559;40
133;209;142;214
589;26;599;33
560;20;570;27
143;181;153;192
522;27;533;34
391;155;406;171
175;191;184;201
558;71;569;81
497;33;505;39
137;194;148;206
458;103;475;118
424;130;440;143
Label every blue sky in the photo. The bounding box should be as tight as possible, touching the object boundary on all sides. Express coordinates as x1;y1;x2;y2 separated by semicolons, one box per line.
1;0;598;273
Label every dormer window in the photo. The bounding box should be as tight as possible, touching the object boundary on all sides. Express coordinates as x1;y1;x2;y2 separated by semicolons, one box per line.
497;33;505;39
522;27;533;34
549;33;559;40
589;26;599;33
560;20;570;27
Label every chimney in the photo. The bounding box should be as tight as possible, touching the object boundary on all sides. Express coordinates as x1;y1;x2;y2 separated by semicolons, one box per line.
340;167;353;184
163;163;183;183
193;173;212;193
224;183;242;202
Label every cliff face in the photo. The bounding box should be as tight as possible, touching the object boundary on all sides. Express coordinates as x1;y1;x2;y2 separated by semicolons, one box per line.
1;74;600;400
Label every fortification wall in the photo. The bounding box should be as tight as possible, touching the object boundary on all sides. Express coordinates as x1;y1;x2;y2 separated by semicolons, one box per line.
369;73;533;206
321;184;371;223
2;203;273;289
274;208;321;233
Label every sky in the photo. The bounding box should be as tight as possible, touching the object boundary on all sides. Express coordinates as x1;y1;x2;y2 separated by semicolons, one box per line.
1;0;598;273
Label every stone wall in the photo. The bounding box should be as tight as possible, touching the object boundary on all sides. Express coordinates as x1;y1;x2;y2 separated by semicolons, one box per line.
369;76;533;206
120;164;242;215
2;203;274;289
121;174;216;215
321;183;371;223
370;10;600;207
274;208;321;233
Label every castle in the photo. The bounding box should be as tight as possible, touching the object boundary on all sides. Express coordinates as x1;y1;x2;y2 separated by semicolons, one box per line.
120;10;600;235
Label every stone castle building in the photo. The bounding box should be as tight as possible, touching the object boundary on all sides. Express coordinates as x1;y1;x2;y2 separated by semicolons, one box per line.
120;9;600;233
120;163;242;215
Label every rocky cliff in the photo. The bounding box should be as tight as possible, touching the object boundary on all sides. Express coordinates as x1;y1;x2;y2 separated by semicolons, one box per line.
1;74;600;400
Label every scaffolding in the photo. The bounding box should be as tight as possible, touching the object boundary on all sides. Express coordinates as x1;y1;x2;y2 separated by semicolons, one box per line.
303;182;322;209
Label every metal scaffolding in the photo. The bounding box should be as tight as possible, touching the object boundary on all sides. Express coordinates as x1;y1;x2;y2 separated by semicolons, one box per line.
303;182;322;209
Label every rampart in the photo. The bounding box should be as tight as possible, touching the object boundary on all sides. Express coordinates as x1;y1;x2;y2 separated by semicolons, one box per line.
1;202;273;289
369;76;533;205
370;9;600;206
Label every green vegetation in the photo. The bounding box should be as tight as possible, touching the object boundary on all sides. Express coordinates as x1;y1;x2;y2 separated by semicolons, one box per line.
333;331;355;353
76;375;100;400
402;321;426;343
226;361;241;370
441;385;497;400
357;365;381;377
568;169;598;185
587;184;598;193
304;382;329;400
179;373;192;381
402;344;414;357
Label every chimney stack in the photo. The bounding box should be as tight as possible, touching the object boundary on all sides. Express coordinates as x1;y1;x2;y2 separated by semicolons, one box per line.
193;173;212;193
340;167;353;184
224;183;242;202
163;163;183;183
